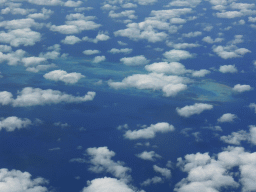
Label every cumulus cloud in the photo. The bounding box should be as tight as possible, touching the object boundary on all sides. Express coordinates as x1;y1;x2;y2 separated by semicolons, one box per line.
27;0;63;6
145;62;187;75
163;50;193;62
64;0;83;7
141;176;163;186
92;56;106;63
22;57;46;67
182;31;202;38
26;64;56;73
220;130;249;145
153;165;171;178
219;65;238;73
61;35;81;44
216;11;243;18
124;122;175;140
0;168;49;192
83;50;100;55
202;36;224;44
135;0;158;5
176;103;213;117
213;45;251;59
0;116;32;132
0;49;26;65
233;84;252;93
0;87;95;107
249;103;256;113
191;69;210;77
217;113;237;123
136;151;162;161
86;147;131;181
109;10;137;20
0;28;41;47
83;32;110;43
43;70;85;84
109;48;132;54
28;8;54;20
120;55;149;66
82;177;134;192
108;73;189;97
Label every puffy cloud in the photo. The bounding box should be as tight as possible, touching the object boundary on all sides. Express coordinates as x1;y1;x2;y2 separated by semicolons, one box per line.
141;176;163;186
0;168;49;192
145;62;187;75
135;0;158;5
171;43;200;49
220;130;249;145
0;116;32;132
0;28;41;47
213;45;251;59
0;18;41;30
182;31;202;38
109;48;132;54
0;49;26;65
86;147;131;181
83;32;110;43
163;50;193;62
92;56;106;63
249;16;256;22
43;70;85;84
136;151;162;161
120;55;149;66
165;0;202;7
124;122;175;140
27;0;63;6
61;35;81;44
27;8;54;20
176;103;213;117
122;3;137;8
0;45;12;53
202;36;224;44
0;87;95;107
219;65;238;73
170;18;187;24
108;73;189;97
217;113;237;123
22;57;46;67
109;10;137;20
82;177;134;192
191;69;210;77
233;84;252;93
249;103;256;113
64;0;83;7
216;11;243;18
153;165;171;178
83;50;100;55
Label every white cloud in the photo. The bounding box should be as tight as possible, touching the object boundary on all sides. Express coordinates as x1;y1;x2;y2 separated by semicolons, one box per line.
120;55;149;66
191;69;210;77
28;8;53;20
216;11;243;18
249;103;256;113
92;56;106;63
0;116;32;132
213;45;251;59
219;65;238;73
109;48;132;54
61;35;81;44
0;28;41;47
27;0;63;6
0;87;95;107
83;50;100;55
202;36;224;44
0;49;26;65
145;62;187;75
82;177;134;192
22;57;46;67
0;168;49;192
122;3;137;8
136;151;162;161
165;0;202;7
171;43;200;49
86;147;131;181
249;17;256;22
176;103;213;117
217;113;237;123
153;165;171;178
220;130;249;145
109;10;137;20
83;32;110;43
135;0;158;5
233;84;252;93
43;70;85;84
64;0;83;7
163;50;193;62
170;18;187;24
182;31;202;38
124;122;175;140
108;73;189;97
0;18;41;30
0;45;12;53
141;176;163;186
